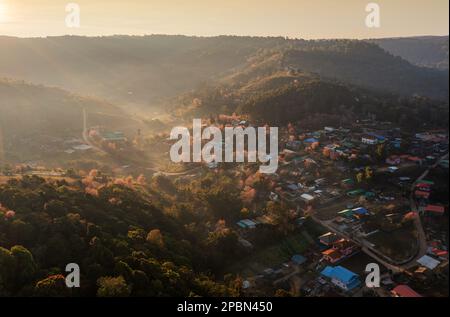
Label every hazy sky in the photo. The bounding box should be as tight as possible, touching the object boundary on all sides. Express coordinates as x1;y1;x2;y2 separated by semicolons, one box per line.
0;0;448;38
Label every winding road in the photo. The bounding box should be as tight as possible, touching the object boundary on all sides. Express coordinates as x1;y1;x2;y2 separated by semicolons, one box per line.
311;152;448;273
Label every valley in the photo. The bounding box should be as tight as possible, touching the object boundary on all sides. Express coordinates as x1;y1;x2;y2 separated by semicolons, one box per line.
0;34;448;298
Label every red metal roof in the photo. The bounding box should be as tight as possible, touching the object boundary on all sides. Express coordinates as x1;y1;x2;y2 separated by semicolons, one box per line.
425;205;445;214
392;285;422;297
415;190;430;199
432;248;448;257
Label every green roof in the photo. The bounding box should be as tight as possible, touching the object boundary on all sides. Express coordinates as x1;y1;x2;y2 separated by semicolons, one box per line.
347;189;366;196
338;209;354;217
101;131;126;141
342;142;354;148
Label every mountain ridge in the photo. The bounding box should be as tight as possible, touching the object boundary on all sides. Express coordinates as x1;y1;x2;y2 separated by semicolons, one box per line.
0;35;448;104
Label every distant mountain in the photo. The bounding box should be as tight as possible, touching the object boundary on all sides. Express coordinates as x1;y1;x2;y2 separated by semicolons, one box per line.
371;36;449;70
281;41;448;100
0;35;448;105
0;35;287;105
173;48;448;129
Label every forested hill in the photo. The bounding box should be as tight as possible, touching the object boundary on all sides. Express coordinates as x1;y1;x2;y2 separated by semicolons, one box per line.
0;35;448;104
0;78;128;136
172;47;448;129
237;79;449;128
371;36;449;70
281;41;449;100
0;175;243;296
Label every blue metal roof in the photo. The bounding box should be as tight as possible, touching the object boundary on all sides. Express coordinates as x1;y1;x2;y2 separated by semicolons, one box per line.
352;207;369;215
304;138;319;143
321;266;335;277
367;132;386;141
321;266;359;284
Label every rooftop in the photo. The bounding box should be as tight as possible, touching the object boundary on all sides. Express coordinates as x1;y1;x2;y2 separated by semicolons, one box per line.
321;265;359;284
417;255;441;270
392;285;422;297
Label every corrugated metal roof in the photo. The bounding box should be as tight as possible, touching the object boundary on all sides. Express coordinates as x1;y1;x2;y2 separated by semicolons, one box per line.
417;255;440;270
392;285;422;297
321;265;359;284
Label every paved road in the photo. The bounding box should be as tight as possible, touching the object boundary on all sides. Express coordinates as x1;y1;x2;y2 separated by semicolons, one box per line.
311;214;405;273
311;152;448;273
404;152;449;269
146;166;204;177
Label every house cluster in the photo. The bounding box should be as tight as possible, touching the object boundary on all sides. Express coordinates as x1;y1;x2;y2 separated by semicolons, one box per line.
240;252;311;296
236;214;277;232
319;232;360;264
217;116;448;297
275;121;446;199
88;127;128;148
328;206;380;239
273;176;341;206
410;131;448;162
385;154;424;171
414;179;447;225
1;163;66;178
302;121;445;169
385;250;448;297
414;180;435;200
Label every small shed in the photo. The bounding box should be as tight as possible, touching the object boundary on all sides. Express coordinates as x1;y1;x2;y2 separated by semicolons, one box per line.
291;254;307;265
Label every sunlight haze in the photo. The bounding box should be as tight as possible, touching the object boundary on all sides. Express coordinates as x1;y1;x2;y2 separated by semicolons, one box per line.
0;0;448;38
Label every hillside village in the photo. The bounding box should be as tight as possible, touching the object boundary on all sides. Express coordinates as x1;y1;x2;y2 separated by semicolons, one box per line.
1;112;448;297
202;114;449;297
0;29;448;299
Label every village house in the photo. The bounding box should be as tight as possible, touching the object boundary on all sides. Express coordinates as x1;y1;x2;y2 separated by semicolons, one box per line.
361;135;378;145
100;131;127;143
386;155;402;165
391;285;422;297
332;239;359;256
300;193;315;203
421;204;445;216
318;232;340;246
291;254;307;266
415;190;431;200
237;219;258;229
320;265;361;291
322;238;359;264
416;255;441;271
322;248;344;264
